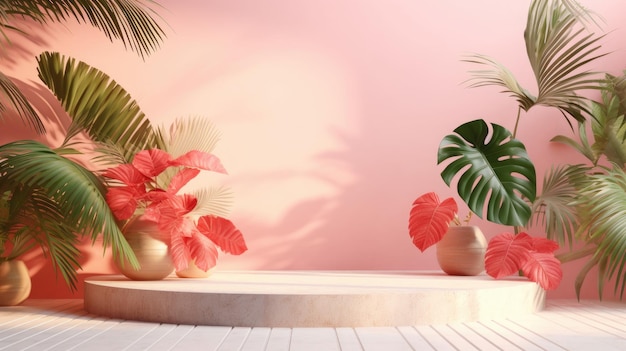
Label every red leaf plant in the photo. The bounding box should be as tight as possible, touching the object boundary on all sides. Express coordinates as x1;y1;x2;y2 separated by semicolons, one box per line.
408;192;461;252
104;148;248;272
485;232;562;290
408;192;562;290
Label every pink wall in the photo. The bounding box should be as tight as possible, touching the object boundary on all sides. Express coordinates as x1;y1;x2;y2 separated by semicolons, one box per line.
5;1;626;300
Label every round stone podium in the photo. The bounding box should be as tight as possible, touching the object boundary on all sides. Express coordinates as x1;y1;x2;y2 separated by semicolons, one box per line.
84;270;545;327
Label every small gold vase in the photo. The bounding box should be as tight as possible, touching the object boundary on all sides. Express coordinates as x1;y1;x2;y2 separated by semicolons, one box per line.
0;260;32;306
116;215;175;280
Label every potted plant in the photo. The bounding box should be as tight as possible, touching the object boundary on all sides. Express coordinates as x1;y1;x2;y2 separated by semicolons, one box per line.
103;120;248;280
409;0;605;292
0;1;166;304
408;192;562;290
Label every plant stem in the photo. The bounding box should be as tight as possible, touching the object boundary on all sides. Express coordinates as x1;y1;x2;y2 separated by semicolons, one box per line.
512;106;522;138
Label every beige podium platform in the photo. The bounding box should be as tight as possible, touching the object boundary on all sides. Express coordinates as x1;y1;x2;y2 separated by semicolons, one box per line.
84;270;546;328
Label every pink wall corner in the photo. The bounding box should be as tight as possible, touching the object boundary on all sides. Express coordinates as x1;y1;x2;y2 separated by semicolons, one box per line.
5;1;626;300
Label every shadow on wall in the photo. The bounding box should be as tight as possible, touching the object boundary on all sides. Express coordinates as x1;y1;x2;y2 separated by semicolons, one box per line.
193;0;499;272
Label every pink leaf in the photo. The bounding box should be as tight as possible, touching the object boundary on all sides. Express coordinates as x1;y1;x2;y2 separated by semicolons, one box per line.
105;187;139;220
132;149;172;177
408;192;458;252
531;237;560;253
197;215;247;255
170;150;227;174
167;168;200;194
158;208;197;237
169;230;192;271
485;232;533;279
103;164;149;186
187;232;219;271
521;252;563;290
141;189;170;204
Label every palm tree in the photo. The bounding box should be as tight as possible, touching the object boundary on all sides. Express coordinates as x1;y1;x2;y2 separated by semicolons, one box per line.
0;1;166;291
538;73;626;299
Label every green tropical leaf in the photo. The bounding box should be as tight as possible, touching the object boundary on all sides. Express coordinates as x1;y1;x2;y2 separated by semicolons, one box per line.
531;164;587;249
0;140;139;270
437;119;536;226
465;0;606;125
36;51;161;163
0;187;82;289
0;72;43;133
589;82;626;165
0;1;166;134
551;122;597;164
573;166;626;299
0;0;166;59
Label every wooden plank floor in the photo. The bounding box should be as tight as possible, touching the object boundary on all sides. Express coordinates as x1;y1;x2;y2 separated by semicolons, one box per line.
0;299;625;350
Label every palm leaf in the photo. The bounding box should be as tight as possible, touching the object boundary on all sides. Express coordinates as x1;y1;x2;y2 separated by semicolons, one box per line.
0;72;43;133
0;140;139;269
531;164;587;249
465;0;606;125
551;122;597;164
13;189;81;290
573;166;626;299
437;119;536;226
161;117;222;157
588;78;626;165
36;51;160;162
189;186;234;218
0;0;166;59
156;116;224;188
463;55;536;111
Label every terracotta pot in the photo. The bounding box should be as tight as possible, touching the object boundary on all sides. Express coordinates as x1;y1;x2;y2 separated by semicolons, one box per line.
436;225;487;276
116;215;175;280
176;260;212;278
0;260;32;306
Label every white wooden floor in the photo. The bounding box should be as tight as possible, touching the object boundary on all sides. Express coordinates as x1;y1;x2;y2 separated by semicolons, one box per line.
0;299;625;350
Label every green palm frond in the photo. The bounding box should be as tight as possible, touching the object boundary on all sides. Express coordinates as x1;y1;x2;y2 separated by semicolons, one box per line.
0;72;43;133
0;140;139;270
5;188;81;290
36;51;160;162
531;164;587;249
463;55;537;111
0;0;166;59
573;166;626;299
438;119;536;226
589;95;626;165
551;121;597;164
465;0;606;124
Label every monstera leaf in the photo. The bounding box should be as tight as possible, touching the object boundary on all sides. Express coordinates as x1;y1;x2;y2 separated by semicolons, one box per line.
437;119;536;226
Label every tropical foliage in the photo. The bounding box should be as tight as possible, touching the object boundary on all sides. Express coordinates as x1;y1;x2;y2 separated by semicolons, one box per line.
0;0;166;132
437;119;536;226
535;74;626;299
0;0;166;291
407;192;562;290
408;192;457;252
411;0;613;296
103;147;248;272
484;232;562;291
442;0;605;229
